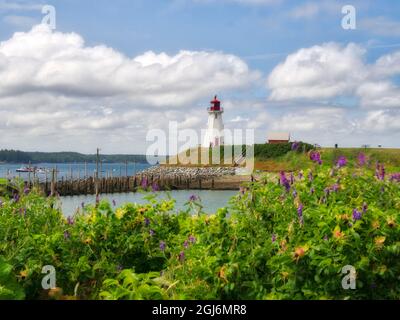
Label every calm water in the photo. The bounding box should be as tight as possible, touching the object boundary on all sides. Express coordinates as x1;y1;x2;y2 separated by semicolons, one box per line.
59;190;238;217
0;162;151;181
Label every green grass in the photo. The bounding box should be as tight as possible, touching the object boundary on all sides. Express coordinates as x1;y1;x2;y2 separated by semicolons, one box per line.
255;148;400;173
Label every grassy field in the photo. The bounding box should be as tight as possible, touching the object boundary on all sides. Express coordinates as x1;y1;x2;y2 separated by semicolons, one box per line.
255;148;400;172
163;145;400;174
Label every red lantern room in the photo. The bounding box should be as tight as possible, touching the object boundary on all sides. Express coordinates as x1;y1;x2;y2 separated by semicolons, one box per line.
210;95;221;111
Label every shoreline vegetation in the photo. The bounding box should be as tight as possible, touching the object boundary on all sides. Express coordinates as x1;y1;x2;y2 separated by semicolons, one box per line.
2;144;400;196
0;150;148;164
1;148;400;300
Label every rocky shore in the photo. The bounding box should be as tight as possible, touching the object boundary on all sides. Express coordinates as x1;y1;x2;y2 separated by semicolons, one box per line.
137;165;236;179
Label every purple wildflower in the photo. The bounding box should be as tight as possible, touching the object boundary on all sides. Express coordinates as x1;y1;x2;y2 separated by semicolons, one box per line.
297;204;304;225
280;171;291;192
141;177;149;189
337;156;347;168
298;172;303;180
13;193;20;203
189;235;196;244
159;241;166;252
390;173;400;182
310;151;322;165
358;153;366;166
112;199;117;207
290;172;295;185
352;209;362;221
23;187;30;195
272;234;277;243
310;187;315;195
151;182;160;192
189;194;198;202
67;216;74;225
81;202;85;209
331;184;340;192
145;218;150;226
64;231;70;240
179;251;185;263
149;229;155;237
184;240;189;249
323;235;329;241
291;141;300;151
308;171;314;182
292;189;297;198
362;203;368;213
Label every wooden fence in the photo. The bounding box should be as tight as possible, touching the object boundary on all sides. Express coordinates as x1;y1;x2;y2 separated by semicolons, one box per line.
27;174;247;197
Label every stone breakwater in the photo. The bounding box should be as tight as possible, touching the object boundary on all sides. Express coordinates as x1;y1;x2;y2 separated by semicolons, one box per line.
137;166;236;179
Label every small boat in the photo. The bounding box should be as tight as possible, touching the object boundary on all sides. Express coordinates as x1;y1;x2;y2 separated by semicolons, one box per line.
16;166;35;173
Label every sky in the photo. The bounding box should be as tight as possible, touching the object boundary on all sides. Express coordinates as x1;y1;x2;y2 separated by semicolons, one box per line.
0;0;400;154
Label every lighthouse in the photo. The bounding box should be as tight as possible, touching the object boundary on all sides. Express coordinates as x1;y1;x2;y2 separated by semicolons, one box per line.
203;95;224;148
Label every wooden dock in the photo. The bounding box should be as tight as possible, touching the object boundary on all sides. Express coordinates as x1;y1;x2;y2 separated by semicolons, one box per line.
29;174;252;197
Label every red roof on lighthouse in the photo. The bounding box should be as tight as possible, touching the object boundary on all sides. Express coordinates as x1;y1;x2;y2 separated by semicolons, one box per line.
209;95;221;111
211;95;220;104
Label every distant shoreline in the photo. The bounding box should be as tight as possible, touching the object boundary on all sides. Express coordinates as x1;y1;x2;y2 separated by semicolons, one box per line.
0;149;151;164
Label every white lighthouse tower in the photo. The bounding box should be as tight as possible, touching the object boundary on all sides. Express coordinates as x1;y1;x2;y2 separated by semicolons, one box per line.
203;95;224;148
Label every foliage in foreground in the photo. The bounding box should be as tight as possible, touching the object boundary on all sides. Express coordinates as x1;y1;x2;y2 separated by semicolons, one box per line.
1;154;400;300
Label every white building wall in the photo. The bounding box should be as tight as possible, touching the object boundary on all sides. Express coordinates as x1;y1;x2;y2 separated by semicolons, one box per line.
203;111;224;148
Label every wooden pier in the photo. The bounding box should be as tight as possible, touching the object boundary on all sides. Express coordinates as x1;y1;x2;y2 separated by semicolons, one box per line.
28;174;251;197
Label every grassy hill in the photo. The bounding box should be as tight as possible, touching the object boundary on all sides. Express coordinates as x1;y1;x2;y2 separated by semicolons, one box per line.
255;148;400;172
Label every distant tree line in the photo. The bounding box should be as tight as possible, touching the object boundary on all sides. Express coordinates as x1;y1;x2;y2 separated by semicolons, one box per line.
0;149;148;164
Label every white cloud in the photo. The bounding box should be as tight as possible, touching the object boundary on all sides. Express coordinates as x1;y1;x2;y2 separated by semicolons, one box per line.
269;107;353;133
0;25;260;107
267;43;367;101
361;110;400;133
0;24;261;153
357;82;400;109
373;50;400;78
229;116;249;123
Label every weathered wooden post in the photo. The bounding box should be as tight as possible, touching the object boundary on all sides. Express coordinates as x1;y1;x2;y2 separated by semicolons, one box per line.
50;168;56;197
95;148;100;199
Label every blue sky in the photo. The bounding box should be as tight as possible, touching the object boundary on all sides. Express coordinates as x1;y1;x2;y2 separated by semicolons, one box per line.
0;0;400;153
